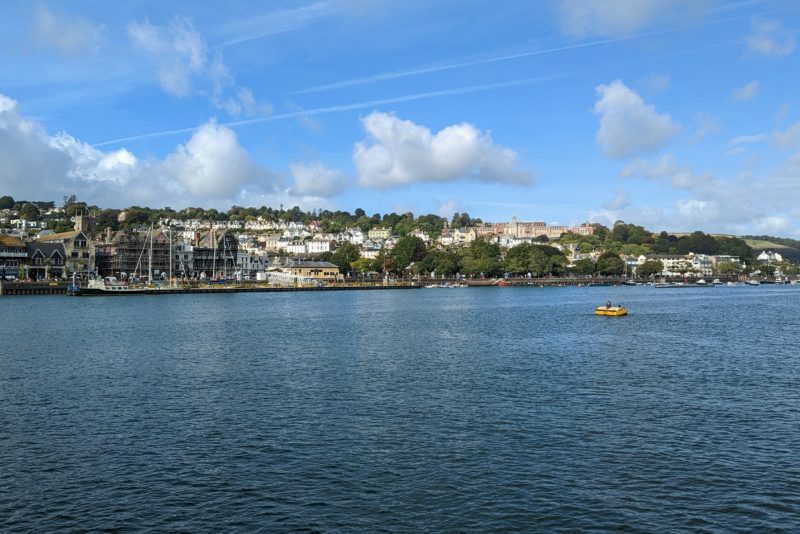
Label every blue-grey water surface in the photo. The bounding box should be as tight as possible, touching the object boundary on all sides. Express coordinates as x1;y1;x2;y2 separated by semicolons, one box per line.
2;285;800;532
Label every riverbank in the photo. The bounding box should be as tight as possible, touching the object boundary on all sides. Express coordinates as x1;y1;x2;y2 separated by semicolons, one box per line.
0;275;766;296
0;280;420;296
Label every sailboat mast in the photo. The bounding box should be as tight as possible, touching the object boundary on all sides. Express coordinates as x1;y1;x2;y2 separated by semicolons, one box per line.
148;224;153;283
169;226;173;283
212;228;216;280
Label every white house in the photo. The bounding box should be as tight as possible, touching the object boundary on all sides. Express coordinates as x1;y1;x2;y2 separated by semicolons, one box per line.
307;240;333;254
757;250;783;263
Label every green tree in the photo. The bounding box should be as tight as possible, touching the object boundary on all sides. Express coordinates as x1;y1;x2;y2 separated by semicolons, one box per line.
459;239;501;277
504;243;567;276
571;258;596;276
636;260;664;279
389;236;427;274
0;195;14;209
596;251;624;276
331;242;360;275
351;257;380;274
591;223;610;240
354;215;373;232
781;262;799;277
676;231;718;255
619;243;651;257
18;203;40;220
714;261;743;276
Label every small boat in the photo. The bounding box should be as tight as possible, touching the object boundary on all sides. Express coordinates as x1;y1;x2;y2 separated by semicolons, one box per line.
747;280;760;286
595;303;627;316
712;278;723;285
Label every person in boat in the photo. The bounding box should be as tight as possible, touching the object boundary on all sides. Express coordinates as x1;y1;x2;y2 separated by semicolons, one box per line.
606;300;612;308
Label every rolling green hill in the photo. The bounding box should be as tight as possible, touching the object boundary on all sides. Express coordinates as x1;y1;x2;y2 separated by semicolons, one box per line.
743;237;800;262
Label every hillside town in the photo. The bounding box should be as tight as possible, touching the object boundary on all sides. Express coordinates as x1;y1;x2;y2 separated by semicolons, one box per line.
0;199;794;285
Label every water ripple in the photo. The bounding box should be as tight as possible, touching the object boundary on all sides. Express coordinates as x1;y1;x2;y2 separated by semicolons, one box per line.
2;288;800;531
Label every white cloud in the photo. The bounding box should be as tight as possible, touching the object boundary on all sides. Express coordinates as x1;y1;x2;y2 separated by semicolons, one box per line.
755;216;793;235
732;80;760;100
353;111;533;188
774;122;800;149
32;3;102;55
621;153;683;179
217;2;337;47
603;148;800;234
690;112;720;142
594;80;678;159
746;17;795;58
0;94;73;198
50;133;138;185
128;17;269;117
289;161;347;197
160;120;274;200
729;134;767;146
603;189;630;210
645;73;671;93
0;92;280;208
438;200;465;219
557;0;705;38
128;17;205;97
621;153;723;197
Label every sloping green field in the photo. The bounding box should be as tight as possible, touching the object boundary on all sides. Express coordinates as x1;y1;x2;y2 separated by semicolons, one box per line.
744;239;800;261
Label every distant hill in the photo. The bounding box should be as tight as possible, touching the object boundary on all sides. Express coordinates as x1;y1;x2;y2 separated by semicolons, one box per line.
743;236;800;262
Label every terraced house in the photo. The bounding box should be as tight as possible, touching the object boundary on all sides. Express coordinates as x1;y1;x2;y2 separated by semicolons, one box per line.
36;230;94;279
0;235;27;279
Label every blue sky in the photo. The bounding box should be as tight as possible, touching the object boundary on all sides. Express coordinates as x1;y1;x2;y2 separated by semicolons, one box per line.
1;0;800;236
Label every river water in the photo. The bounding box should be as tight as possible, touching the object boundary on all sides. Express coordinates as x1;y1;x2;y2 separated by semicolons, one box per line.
2;285;799;532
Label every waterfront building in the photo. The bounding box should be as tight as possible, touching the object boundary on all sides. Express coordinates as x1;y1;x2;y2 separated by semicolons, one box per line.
1;235;28;279
24;242;66;280
638;253;714;278
37;230;95;279
107;228;171;279
237;251;269;279
172;241;194;278
285;260;340;281
193;230;239;279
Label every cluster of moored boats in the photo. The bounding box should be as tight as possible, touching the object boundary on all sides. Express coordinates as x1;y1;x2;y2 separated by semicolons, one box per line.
653;278;796;288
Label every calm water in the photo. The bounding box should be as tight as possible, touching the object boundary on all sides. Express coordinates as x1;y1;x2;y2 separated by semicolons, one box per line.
2;285;800;532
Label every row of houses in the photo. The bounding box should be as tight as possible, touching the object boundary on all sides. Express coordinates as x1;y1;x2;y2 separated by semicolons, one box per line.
1;214;349;282
633;253;745;278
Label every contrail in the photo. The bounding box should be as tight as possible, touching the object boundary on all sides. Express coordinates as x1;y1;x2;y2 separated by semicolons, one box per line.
294;1;772;95
92;74;567;147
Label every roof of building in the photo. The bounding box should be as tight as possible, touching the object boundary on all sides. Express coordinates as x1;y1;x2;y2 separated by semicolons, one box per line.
0;235;25;248
197;229;238;248
37;230;80;242
287;260;339;269
26;242;66;257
